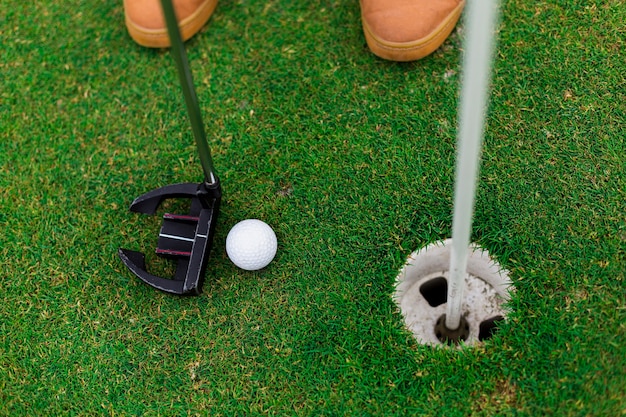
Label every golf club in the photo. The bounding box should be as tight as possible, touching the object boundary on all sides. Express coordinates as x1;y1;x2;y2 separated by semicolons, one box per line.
118;0;221;295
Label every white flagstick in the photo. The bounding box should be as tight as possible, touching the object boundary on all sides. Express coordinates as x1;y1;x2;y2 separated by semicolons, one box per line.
446;0;500;331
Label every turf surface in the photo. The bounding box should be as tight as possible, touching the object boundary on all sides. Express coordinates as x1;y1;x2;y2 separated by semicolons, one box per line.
1;0;625;415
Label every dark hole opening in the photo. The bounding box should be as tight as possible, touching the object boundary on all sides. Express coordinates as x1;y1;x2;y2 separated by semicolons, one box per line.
478;315;504;341
419;277;447;307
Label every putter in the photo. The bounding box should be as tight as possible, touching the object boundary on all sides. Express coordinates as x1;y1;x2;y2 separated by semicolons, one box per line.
118;0;221;295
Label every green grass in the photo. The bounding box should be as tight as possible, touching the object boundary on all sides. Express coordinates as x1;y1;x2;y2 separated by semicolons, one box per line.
1;0;625;415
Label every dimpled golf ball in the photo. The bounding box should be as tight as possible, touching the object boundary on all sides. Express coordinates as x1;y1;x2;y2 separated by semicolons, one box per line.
226;219;277;271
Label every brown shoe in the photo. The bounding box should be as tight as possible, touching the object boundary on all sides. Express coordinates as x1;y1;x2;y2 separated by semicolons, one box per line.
124;0;218;48
360;0;465;61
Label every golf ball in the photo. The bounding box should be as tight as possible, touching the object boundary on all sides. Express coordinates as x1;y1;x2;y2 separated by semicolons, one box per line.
226;219;277;271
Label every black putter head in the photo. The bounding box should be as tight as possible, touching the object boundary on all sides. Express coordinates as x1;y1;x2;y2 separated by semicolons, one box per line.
119;0;222;295
119;181;221;295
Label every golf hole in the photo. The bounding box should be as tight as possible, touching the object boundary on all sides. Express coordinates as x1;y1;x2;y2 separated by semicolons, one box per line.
394;239;513;347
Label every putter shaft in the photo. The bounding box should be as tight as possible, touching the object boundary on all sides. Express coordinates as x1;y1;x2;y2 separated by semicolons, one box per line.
160;0;217;185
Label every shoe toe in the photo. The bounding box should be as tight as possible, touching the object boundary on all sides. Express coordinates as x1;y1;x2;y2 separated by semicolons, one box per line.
361;0;465;61
365;1;460;43
124;0;218;48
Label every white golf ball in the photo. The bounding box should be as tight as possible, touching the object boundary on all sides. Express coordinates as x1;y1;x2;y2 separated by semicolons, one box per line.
226;219;277;271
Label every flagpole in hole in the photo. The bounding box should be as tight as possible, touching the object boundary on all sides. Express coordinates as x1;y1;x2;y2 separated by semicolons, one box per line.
393;0;511;347
437;0;501;339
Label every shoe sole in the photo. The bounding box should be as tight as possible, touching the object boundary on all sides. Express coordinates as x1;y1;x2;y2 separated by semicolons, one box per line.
125;0;219;48
362;1;465;61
